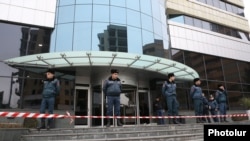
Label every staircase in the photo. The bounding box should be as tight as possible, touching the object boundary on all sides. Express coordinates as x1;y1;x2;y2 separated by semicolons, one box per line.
20;124;204;141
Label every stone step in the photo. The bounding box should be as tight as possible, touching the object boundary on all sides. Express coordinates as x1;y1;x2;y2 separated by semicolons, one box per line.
21;125;204;141
58;133;203;141
27;123;203;135
21;133;203;141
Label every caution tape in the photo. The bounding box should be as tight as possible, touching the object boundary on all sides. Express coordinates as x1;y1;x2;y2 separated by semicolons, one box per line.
0;111;249;119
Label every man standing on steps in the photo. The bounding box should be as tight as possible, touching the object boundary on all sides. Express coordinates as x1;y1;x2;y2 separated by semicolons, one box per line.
215;84;229;122
37;69;60;130
162;73;180;124
103;69;123;127
190;78;204;123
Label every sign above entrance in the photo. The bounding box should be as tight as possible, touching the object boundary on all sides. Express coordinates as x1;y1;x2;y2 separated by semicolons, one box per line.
4;51;199;80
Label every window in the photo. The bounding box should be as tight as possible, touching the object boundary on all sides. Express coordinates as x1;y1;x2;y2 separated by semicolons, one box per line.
219;1;226;10
202;21;210;30
194;18;202;28
184;16;193;26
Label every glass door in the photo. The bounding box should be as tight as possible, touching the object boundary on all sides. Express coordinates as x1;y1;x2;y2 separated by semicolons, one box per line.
74;86;90;127
120;90;137;125
138;90;151;124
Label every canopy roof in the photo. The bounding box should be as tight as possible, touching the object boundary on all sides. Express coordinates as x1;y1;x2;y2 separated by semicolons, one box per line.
4;51;199;80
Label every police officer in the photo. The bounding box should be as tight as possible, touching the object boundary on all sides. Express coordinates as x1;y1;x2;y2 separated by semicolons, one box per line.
215;84;229;122
162;73;180;124
103;69;123;127
190;78;204;123
37;69;60;130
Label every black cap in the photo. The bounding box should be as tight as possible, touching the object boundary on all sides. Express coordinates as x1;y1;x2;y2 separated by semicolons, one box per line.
217;84;223;88
193;78;200;83
168;73;175;78
111;69;119;74
46;69;55;74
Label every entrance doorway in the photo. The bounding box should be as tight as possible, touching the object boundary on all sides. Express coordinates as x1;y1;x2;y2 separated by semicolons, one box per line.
75;84;151;127
138;90;151;124
120;90;137;125
74;86;90;127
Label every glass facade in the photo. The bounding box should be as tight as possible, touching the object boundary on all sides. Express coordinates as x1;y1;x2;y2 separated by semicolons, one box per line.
51;0;169;58
171;49;250;110
0;22;52;108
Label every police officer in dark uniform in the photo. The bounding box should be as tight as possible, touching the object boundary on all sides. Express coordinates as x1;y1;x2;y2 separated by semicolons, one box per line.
162;73;180;124
103;69;123;127
190;78;204;123
215;84;229;122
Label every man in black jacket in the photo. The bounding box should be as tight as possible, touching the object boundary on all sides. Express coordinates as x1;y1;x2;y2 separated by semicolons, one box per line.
103;69;123;127
162;73;180;124
215;84;229;122
37;69;60;130
153;96;165;125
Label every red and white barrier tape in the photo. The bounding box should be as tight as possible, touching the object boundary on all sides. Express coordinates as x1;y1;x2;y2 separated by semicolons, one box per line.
0;111;249;119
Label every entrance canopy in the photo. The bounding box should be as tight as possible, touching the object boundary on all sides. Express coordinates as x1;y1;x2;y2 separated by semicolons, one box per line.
4;51;199;80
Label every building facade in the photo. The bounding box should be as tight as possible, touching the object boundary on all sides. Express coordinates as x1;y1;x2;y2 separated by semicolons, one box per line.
167;0;250;110
0;0;250;127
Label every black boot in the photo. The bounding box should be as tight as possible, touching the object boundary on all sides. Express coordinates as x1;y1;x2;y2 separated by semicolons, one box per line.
37;118;46;130
168;119;173;124
173;118;181;124
196;118;201;123
220;117;224;122
106;119;111;127
47;118;52;130
117;119;123;126
200;118;206;123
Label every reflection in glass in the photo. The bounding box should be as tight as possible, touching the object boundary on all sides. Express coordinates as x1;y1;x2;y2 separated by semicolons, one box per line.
143;39;166;58
222;59;239;82
97;25;128;52
56;23;73;51
153;19;162;38
238;62;250;83
76;0;92;4
58;6;75;23
184;52;206;78
75;5;92;22
169;15;184;23
53;0;168;56
151;0;161;21
93;5;109;22
110;7;126;25
204;55;223;81
127;26;142;54
141;14;153;31
126;0;140;11
73;22;92;51
110;0;125;7
93;0;109;5
228;91;242;109
59;0;75;5
127;9;141;28
92;23;109;51
140;0;152;15
142;30;154;46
